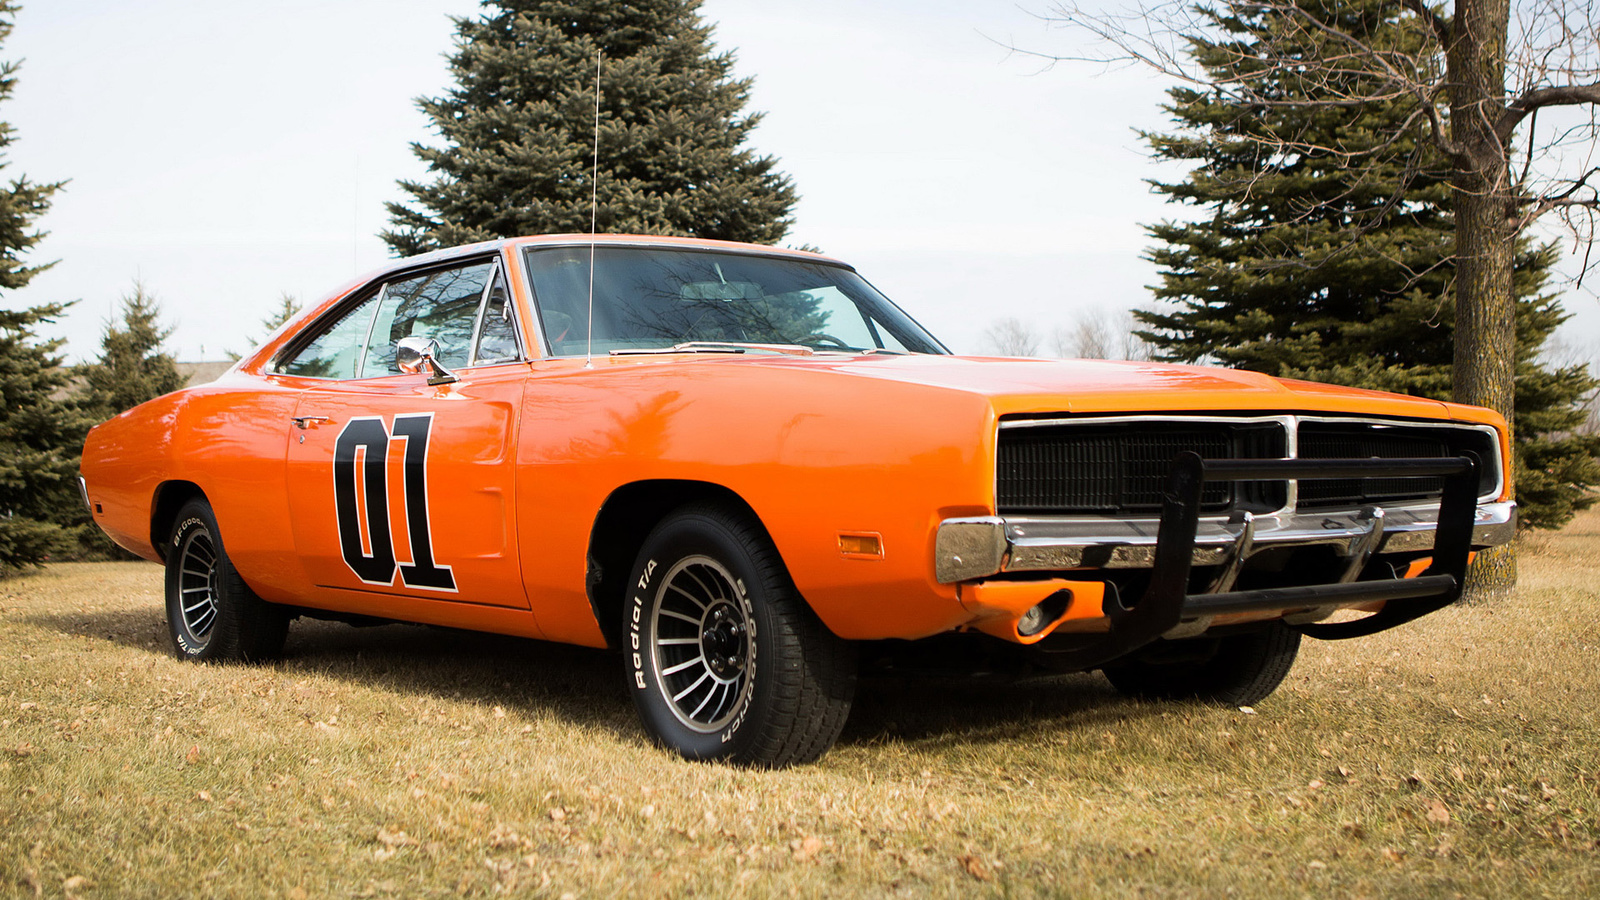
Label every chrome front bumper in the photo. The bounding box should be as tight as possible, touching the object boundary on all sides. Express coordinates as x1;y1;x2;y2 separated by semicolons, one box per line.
936;498;1517;585
943;454;1507;667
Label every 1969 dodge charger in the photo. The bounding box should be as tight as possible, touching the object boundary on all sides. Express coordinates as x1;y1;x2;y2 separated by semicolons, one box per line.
80;235;1516;766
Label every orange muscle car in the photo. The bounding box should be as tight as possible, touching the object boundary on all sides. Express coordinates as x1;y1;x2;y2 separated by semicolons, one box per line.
80;235;1516;766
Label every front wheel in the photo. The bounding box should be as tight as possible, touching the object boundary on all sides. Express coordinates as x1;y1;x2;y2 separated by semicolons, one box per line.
624;504;856;767
1102;622;1301;707
165;498;289;662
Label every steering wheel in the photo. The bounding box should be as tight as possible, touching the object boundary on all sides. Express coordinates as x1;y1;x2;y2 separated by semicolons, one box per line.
804;334;852;350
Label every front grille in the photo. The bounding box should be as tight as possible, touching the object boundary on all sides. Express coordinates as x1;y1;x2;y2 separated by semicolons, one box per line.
1297;422;1498;509
996;417;1498;518
997;422;1285;515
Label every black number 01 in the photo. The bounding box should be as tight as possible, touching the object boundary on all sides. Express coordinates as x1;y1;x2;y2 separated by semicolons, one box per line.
332;413;457;592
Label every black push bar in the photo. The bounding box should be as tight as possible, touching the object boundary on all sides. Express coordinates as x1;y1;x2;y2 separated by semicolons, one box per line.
1052;453;1480;670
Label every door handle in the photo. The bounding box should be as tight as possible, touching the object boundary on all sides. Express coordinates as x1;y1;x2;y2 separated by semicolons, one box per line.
291;416;332;430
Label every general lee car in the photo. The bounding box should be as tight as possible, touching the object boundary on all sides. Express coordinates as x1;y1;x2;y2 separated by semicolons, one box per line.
80;235;1516;766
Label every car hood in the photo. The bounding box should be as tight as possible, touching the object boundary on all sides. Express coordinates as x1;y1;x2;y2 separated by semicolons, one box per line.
718;353;1483;423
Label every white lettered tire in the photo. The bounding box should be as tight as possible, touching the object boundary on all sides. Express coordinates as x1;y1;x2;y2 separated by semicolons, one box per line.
165;499;290;662
625;504;855;767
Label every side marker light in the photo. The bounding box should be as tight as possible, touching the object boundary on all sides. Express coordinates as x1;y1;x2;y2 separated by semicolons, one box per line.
837;533;883;559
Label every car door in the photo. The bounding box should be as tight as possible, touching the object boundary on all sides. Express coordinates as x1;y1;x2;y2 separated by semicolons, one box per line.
280;257;532;609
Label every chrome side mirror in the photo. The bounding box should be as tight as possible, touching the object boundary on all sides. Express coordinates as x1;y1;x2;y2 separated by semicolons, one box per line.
395;336;458;386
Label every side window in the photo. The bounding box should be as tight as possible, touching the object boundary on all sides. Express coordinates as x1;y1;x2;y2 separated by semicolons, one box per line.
276;290;382;379
361;262;495;377
472;267;521;364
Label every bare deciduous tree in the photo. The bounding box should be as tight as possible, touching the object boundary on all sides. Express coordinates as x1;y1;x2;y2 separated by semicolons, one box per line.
1051;307;1158;360
983;317;1043;356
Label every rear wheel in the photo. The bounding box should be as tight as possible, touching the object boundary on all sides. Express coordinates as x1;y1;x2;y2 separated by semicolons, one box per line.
165;499;289;662
1102;622;1300;707
624;504;856;767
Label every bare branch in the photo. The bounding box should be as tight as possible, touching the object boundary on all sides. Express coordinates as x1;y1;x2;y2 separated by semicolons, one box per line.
1399;0;1451;48
1499;81;1600;140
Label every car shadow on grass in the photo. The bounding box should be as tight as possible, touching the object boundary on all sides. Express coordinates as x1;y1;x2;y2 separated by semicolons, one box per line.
840;670;1134;752
24;606;1149;756
22;606;641;743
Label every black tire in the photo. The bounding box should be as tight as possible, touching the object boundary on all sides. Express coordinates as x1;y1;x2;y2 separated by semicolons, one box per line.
624;504;856;767
164;499;289;662
1102;622;1301;707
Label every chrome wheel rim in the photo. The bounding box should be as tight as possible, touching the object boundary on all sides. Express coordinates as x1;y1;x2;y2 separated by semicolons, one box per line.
175;527;220;650
650;556;754;733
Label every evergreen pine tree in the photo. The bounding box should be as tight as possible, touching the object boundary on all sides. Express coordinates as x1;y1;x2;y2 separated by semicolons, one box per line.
259;293;301;336
77;282;186;419
228;293;301;361
383;0;797;255
0;306;90;571
0;1;76;571
1137;0;1600;530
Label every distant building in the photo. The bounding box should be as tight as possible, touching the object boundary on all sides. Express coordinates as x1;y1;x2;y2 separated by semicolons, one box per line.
175;361;233;387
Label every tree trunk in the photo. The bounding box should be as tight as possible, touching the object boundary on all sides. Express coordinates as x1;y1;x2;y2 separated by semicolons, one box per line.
1447;0;1517;598
1452;189;1518;599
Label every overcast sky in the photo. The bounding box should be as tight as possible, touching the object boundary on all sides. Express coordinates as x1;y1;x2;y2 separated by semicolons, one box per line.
4;0;1598;361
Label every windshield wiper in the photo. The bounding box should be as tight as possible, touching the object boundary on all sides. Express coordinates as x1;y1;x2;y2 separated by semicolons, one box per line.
611;341;816;357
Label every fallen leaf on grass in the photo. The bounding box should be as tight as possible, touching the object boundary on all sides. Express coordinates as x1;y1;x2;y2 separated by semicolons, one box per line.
1425;798;1451;825
376;828;419;848
958;854;993;882
791;836;825;861
1380;848;1405;864
184;745;200;765
11;743;34;758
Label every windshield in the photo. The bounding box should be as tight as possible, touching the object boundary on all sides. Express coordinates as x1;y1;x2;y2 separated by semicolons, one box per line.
522;245;948;356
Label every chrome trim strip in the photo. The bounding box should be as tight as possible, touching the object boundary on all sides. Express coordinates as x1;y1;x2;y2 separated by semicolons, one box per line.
999;413;1298;430
934;500;1516;584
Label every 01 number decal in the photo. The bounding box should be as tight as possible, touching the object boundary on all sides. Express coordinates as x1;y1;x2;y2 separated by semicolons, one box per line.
333;413;457;592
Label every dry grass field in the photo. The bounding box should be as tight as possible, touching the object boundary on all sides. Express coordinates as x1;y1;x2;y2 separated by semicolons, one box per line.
3;511;1599;899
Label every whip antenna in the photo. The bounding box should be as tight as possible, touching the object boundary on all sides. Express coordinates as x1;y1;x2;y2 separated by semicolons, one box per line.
585;51;602;367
